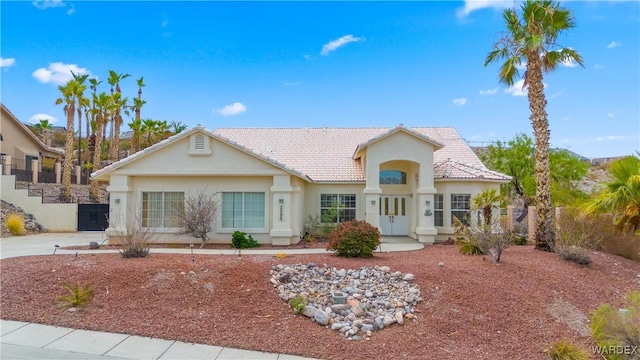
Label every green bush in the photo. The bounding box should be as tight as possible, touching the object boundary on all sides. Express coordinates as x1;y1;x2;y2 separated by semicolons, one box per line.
289;295;307;315
590;291;640;360
456;238;484;255
6;213;25;236
231;231;260;249
545;339;589;360
513;236;528;246
57;282;94;309
326;220;380;258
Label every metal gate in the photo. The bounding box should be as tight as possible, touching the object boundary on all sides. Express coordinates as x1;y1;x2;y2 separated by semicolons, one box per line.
78;204;109;231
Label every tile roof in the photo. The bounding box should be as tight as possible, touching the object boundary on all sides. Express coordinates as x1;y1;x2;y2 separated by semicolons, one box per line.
213;126;510;183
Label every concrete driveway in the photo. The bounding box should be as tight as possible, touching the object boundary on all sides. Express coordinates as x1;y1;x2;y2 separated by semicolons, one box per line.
0;231;106;259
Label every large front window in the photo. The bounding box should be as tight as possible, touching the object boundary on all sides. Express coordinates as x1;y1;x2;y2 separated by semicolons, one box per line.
142;192;184;228
434;194;444;227
451;194;471;226
380;170;407;184
222;192;265;229
320;194;356;223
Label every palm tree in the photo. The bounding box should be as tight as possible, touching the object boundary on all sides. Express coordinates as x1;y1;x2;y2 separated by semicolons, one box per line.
170;120;187;135
55;72;87;202
131;77;146;155
484;0;583;251
107;70;130;162
33;119;53;138
472;188;504;226
89;92;112;202
585;156;640;234
86;78;102;160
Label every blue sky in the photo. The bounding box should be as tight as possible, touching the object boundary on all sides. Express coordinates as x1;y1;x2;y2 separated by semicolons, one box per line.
1;0;638;158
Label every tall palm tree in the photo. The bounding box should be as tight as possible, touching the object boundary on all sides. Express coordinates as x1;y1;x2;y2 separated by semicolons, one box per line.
89;92;113;202
472;188;504;226
55;72;87;202
585;156;640;234
130;76;146;155
75;76;90;166
86;78;102;160
128;117;143;154
33;119;53;138
484;0;583;251
107;70;130;162
170;120;188;135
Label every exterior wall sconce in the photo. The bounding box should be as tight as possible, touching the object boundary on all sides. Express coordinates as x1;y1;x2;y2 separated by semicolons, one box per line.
279;197;284;205
114;197;120;204
371;199;376;205
425;200;430;206
424;199;432;216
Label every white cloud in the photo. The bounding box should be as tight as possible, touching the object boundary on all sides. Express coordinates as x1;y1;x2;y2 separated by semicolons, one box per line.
28;113;59;125
594;64;603;70
32;0;65;9
32;62;91;85
607;113;614;118
560;59;577;68
215;102;247;116
283;81;301;86
504;79;528;96
0;58;16;68
452;98;467;106
66;4;74;15
606;41;621;49
479;88;498;95
320;35;364;56
596;135;628;142
456;0;513;18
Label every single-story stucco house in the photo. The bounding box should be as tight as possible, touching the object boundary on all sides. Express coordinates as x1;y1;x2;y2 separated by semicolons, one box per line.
92;125;510;245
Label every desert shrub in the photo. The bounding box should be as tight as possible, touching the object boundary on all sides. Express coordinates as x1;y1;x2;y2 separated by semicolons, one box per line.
455;218;514;263
545;339;589;360
289;295;307;315
590;291;640;360
513;235;528;245
275;252;288;259
326;220;380;258
231;231;260;249
456;238;484;255
57;282;94;309
556;246;592;265
110;229;153;258
6;213;25;236
557;207;614;250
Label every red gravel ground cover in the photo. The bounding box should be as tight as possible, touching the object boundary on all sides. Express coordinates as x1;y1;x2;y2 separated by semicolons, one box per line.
1;244;639;360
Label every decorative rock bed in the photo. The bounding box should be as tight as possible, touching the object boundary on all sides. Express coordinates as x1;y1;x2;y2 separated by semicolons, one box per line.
270;263;422;340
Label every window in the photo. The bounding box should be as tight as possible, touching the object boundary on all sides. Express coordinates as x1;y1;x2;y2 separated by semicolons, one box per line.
320;194;356;223
380;170;407;184
222;192;265;229
434;194;444;227
142;192;184;228
451;194;471;226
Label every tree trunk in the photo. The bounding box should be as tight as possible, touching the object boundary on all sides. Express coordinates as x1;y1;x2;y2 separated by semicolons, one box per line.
90;115;104;202
112;113;122;161
60;103;75;202
527;55;555;251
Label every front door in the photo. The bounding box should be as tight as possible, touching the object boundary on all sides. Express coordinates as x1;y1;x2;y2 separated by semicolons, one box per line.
379;195;408;236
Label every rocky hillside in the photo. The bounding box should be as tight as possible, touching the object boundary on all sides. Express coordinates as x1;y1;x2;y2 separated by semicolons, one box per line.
1;200;43;235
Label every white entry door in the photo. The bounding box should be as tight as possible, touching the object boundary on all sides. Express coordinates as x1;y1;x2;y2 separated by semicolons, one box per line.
379;195;409;236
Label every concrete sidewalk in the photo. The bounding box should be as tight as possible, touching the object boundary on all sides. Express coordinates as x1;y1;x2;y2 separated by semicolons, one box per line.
0;320;317;360
0;232;423;359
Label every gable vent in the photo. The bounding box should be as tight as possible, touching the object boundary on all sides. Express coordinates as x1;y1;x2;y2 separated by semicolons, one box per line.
195;135;205;150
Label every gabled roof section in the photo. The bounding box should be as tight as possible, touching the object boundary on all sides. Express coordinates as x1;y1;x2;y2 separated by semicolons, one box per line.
1;103;65;156
434;159;511;182
91;125;312;181
352;124;444;159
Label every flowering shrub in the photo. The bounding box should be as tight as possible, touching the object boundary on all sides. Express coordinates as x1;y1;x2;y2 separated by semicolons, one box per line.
326;220;380;258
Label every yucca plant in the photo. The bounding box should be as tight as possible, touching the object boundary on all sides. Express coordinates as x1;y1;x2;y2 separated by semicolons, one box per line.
57;282;94;309
6;213;25;235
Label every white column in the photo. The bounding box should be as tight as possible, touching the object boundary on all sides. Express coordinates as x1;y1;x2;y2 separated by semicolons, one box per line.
270;175;294;245
105;175;133;237
55;162;61;183
364;157;381;229
415;164;437;244
75;165;81;185
31;159;38;183
3;155;11;175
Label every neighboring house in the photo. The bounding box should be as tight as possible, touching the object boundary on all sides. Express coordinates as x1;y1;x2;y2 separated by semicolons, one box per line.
92;125;510;245
0;103;64;171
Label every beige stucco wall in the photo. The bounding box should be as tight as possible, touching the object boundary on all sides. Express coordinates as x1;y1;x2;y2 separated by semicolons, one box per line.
433;180;501;240
1;107;62;169
0;175;77;231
